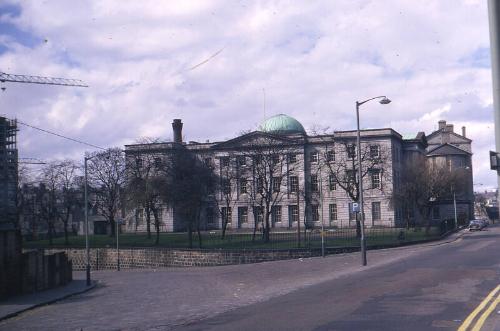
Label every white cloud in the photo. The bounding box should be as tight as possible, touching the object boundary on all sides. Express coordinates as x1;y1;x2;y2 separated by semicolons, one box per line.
0;0;497;189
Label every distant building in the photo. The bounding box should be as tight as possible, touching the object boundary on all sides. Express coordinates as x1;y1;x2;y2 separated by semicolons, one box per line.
124;116;473;232
426;120;474;223
0;117;18;230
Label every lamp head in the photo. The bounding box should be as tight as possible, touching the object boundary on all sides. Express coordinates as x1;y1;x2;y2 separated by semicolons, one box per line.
379;97;391;105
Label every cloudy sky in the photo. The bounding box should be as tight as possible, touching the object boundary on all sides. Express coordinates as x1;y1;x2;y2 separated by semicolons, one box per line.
0;0;496;190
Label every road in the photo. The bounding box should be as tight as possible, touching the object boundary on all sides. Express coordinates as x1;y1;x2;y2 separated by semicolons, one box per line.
1;226;499;331
177;226;500;331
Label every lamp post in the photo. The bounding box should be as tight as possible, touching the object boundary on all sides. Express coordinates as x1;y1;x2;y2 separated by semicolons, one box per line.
84;155;91;286
355;95;391;266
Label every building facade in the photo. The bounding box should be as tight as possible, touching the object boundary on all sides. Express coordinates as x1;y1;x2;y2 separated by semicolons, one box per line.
124;115;473;233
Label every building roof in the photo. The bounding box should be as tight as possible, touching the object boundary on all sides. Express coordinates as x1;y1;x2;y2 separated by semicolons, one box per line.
258;114;306;135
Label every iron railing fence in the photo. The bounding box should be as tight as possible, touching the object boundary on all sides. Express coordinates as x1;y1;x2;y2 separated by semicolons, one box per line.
22;221;455;250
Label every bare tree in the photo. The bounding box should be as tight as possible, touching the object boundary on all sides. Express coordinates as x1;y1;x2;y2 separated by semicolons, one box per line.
392;157;466;232
241;135;300;243
125;138;164;241
39;163;61;245
321;140;392;237
56;160;81;245
87;148;125;237
215;153;238;239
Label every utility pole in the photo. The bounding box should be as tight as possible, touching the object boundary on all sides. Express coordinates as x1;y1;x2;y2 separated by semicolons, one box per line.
488;0;500;218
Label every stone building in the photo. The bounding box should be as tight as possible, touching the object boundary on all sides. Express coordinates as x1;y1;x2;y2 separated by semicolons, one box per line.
124;115;446;232
426;120;474;223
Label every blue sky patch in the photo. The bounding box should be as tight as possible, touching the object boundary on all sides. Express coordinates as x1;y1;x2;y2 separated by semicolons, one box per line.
460;47;491;68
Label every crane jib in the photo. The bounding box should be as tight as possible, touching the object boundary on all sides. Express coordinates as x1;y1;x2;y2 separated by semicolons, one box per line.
0;72;88;87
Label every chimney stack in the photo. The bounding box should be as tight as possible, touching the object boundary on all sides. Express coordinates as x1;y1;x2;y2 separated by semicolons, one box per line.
462;126;466;137
445;124;454;132
172;119;183;143
438;120;446;130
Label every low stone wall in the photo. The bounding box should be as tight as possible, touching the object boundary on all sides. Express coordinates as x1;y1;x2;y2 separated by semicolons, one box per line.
43;228;458;271
44;246;360;270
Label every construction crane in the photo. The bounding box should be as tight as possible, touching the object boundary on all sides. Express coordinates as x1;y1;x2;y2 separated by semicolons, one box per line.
0;71;88;90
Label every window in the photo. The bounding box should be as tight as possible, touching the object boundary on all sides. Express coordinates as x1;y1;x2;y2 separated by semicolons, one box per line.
237;155;246;166
222;207;232;224
311;205;320;222
289;176;299;193
154;157;162;169
329;204;337;222
347;170;356;183
348;202;356;220
432;206;440;219
221;156;230;167
347;145;356;159
239;178;248;194
310;151;319;163
254;206;264;223
329;174;336;191
238;207;248;224
289;205;299;224
327;150;335;162
288;153;297;164
272;177;281;192
272;206;282;223
206;207;215;224
370;145;380;158
222;179;231;194
371;170;381;189
271;154;280;164
254;155;262;165
372;202;381;222
311;174;319;192
136;158;143;168
256;177;264;193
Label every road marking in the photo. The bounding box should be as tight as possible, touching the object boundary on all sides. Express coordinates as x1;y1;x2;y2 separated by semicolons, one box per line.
471;295;500;331
458;285;500;331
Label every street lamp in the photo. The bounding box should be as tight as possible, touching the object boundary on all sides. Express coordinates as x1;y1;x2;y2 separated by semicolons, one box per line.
84;150;112;285
84;154;92;286
356;95;391;266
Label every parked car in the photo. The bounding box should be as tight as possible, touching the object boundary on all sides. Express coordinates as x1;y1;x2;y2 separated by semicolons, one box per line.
469;220;485;231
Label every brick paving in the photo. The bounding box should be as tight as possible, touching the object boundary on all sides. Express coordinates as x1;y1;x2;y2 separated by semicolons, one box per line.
0;231;465;331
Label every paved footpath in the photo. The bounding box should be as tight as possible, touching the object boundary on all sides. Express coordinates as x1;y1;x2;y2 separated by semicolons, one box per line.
0;230;470;331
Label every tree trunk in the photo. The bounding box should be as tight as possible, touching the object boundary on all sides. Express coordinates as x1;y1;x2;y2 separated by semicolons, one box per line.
187;223;193;248
152;208;160;245
145;204;152;239
264;214;270;243
296;194;301;248
221;219;227;239
48;221;53;245
110;217;116;237
63;216;69;246
197;225;202;248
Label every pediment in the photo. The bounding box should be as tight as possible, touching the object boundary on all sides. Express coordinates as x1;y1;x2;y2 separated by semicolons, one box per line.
212;131;304;150
426;143;471;156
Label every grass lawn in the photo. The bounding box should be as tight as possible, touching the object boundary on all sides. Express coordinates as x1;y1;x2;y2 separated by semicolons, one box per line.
23;226;442;250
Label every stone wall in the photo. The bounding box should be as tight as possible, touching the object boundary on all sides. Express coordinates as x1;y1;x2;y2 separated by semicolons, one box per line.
45;247;360;270
0;230;73;299
0;230;22;298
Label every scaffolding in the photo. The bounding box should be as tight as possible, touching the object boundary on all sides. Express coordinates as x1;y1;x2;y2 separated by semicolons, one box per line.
0;116;18;229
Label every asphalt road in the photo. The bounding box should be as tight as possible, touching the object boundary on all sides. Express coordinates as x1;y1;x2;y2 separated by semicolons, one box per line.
176;226;500;331
1;226;499;331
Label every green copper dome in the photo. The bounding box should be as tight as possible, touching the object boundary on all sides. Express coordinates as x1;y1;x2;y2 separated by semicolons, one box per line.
258;114;306;135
